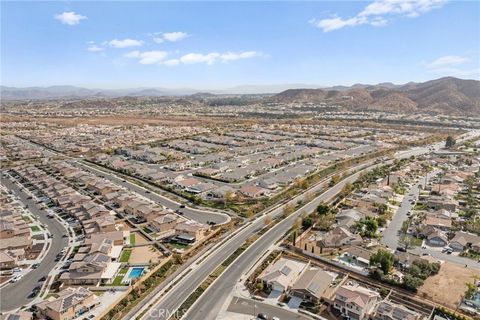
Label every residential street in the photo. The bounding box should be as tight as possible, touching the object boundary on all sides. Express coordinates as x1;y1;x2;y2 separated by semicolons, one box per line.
380;169;480;269
72;161;231;225
381;171;437;249
0;175;69;312
225;296;311;320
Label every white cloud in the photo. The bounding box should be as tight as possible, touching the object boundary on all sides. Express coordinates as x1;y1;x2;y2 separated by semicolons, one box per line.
127;50;260;66
426;55;469;69
163;32;189;42
153;37;164;44
54;11;87;26
310;16;367;32
311;0;447;32
108;38;144;48
220;51;261;62
163;59;181;66
180;53;220;65
138;51;168;64
87;44;104;52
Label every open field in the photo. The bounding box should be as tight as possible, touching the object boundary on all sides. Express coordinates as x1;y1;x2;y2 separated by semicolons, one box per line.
418;262;480;309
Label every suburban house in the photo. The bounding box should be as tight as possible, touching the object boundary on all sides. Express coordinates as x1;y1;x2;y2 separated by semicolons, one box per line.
174;220;209;243
318;227;363;249
449;232;480;252
151;214;180;234
341;246;373;269
34;287;98;320
290;267;334;303
258;257;307;292
372;299;421;320
333;283;380;320
0;251;16;270
239;185;268;198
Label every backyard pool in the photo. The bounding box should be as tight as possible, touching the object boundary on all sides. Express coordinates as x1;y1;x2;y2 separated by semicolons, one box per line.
125;267;145;280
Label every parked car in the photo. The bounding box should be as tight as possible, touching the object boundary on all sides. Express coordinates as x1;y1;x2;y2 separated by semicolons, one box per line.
257;314;268;320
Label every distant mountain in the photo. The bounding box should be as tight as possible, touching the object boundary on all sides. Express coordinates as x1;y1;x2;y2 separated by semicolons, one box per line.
0;86;199;100
273;77;480;115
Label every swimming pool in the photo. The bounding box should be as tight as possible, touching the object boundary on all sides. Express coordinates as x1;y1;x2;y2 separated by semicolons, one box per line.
125;267;144;280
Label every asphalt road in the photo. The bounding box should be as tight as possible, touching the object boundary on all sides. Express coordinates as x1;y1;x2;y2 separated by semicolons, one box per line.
140;162;374;320
381;171;437;249
0;175;69;312
182;165;373;320
72;161;231;225
227;296;310;320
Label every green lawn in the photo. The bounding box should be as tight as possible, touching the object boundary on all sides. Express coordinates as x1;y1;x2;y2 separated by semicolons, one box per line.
22;215;32;223
169;242;190;250
130;234;136;245
109;267;129;286
112;275;125;286
30;225;41;232
120;249;132;262
142;226;153;234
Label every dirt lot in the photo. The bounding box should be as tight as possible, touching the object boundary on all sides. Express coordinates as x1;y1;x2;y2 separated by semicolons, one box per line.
418;262;480;309
129;245;162;264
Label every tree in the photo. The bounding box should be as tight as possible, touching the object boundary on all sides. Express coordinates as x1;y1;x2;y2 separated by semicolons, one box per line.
376;203;389;215
370;249;395;275
340;182;354;198
316;202;330;216
399;234;413;250
402;274;424;291
283;203;295;216
255;282;264;292
224;191;234;207
302;216;314;229
329;174;340;187
245;208;255;218
465;281;476;299
445;135;456;149
359;217;378;237
173;253;183;264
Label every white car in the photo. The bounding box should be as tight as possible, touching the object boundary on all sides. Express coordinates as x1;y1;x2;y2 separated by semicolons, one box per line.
12;267;22;273
10;274;23;283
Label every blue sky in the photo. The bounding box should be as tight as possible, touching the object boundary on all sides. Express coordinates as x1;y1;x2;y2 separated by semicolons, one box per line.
1;1;479;89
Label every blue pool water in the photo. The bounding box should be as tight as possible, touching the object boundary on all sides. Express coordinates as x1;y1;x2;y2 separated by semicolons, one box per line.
126;267;144;279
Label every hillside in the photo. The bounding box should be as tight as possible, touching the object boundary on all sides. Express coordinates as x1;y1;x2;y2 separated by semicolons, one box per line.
273;77;480;115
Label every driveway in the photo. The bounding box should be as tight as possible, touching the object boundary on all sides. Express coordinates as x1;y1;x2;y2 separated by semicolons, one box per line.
0;174;69;312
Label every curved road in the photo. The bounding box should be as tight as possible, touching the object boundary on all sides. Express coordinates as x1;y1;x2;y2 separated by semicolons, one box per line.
0;175;69;312
73;161;231;225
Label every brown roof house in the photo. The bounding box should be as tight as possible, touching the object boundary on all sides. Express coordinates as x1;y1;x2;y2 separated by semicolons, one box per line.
318;227;363;249
290;267;334;303
258;257;307;292
35;287;98;320
333;283;380;320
